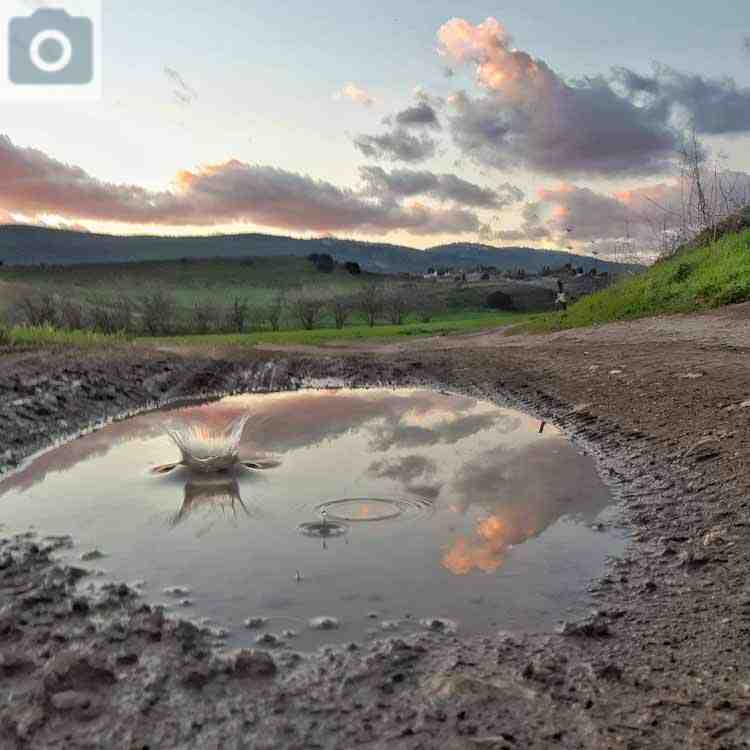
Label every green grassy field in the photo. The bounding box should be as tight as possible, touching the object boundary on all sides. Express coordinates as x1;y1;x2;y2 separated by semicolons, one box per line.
144;310;526;348
0;310;526;351
0;256;366;311
517;228;750;334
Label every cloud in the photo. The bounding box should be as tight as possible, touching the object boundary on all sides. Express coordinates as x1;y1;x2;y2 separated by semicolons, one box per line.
335;83;375;107
353;128;438;163
0;135;484;237
359;165;522;208
436;17;750;178
394;101;441;129
612;64;750;135
164;66;198;106
496;169;750;249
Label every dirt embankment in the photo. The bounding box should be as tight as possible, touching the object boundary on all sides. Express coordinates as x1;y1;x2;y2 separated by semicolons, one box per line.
1;306;750;748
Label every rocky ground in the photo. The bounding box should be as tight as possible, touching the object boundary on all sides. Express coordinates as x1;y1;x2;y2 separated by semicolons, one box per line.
1;304;750;748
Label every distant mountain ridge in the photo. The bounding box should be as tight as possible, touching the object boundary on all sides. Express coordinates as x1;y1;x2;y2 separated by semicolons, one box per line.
0;225;642;274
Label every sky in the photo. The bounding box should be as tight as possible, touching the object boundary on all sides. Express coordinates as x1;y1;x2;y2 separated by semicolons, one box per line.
1;0;750;258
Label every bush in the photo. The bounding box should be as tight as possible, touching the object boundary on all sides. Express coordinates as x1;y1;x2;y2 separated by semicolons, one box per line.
16;293;59;327
344;262;361;275
0;324;11;348
486;291;515;311
91;296;134;335
59;300;87;331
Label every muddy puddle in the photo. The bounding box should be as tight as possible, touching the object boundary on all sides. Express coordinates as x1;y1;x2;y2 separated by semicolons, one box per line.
0;388;624;650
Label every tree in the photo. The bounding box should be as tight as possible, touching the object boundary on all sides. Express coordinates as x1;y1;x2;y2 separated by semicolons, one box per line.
291;286;327;330
344;261;361;275
315;253;335;273
486;290;514;311
383;283;414;325
355;283;384;327
330;295;354;329
263;290;286;332
227;298;250;333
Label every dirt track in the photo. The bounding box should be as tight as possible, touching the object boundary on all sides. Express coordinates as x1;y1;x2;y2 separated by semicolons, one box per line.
1;305;750;748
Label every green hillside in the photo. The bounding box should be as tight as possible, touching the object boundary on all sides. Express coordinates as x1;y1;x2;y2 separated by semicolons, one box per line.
521;223;750;333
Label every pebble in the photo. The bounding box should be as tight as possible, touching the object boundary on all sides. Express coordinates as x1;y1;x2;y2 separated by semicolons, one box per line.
80;549;106;562
163;586;191;597
309;616;341;631
244;617;268;630
419;618;458;634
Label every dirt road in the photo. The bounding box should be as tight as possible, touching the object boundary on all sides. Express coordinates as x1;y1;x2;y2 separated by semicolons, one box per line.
1;306;750;748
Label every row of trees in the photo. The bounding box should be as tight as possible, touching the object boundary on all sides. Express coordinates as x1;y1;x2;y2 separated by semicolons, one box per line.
11;282;447;337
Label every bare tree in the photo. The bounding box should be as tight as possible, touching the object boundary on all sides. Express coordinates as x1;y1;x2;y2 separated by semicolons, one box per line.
414;289;446;323
16;293;59;327
291;286;327;330
140;289;177;336
355;282;384;327
262;290;287;332
226;298;250;333
330;295;354;329
191;300;222;334
383;283;414;325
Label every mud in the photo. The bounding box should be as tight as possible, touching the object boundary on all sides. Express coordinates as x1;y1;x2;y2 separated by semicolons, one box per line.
1;305;750;748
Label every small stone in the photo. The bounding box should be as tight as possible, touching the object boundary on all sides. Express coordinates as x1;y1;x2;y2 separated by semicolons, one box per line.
51;691;92;711
557;615;610;638
179;599;193;608
232;649;277;678
309;616;340;631
163;586;191;597
380;620;401;632
80;549;106;562
419;618;458;634
243;617;267;629
255;632;282;647
281;629;297;639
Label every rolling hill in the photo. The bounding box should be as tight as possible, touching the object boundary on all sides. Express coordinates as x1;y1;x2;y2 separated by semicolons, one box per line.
0;225;642;274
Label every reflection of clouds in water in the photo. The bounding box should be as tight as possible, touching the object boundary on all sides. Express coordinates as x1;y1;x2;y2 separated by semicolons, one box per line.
442;438;611;576
368;454;442;501
369;455;437;483
443;515;514;575
1;390;479;497
368;412;519;452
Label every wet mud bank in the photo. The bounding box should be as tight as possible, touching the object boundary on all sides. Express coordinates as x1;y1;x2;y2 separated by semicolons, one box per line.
1;343;749;748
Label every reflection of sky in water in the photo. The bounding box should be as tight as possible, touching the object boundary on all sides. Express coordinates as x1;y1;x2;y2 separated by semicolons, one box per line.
0;389;624;649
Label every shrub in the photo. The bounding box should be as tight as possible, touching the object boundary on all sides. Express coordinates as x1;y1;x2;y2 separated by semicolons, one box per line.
16;293;59;327
91;296;134;335
344;262;361;275
0;324;11;348
59;300;87;331
486;290;515;311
